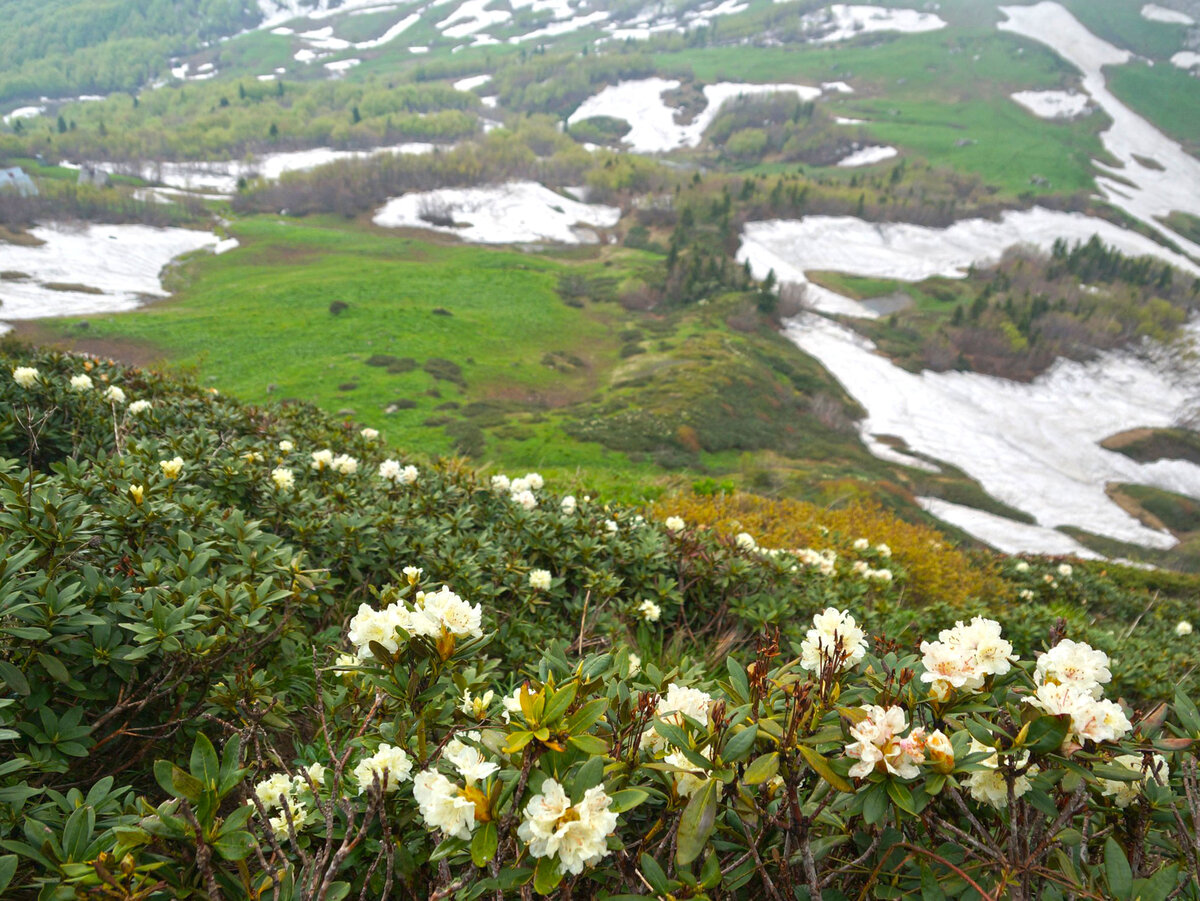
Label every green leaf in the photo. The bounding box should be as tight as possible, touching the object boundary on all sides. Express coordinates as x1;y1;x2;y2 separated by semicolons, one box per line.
190;733;220;790
212;830;256;861
533;856;563;895
721;724;757;763
1104;837;1133;901
565;698;608;734
37;652;70;684
1175;687;1200;735
573;756;606;799
798;745;853;792
0;855;16;894
743;752;779;786
470;822;498;867
886;779;917;816
609;789;649;813
567;734;608;755
1022;715;1070;754
503;731;535;754
325;882;351;901
676;778;719;866
1092;763;1143;782
863;783;889;826
0;661;29;696
640;853;671;894
541;683;578;724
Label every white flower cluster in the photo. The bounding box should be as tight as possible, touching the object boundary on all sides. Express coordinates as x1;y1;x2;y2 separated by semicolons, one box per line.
518;779;619;875
964;739;1036;808
253;763;326;839
345;584;483;660
735;532;757;551
492;472;543;510
800;608;867;673
560;495;577;514
845;705;927;779
664;745;712;798
642;683;712;752
129;399;152;415
1100;753;1169;808
159;456;184;479
919;617;1017;700
850;560;893;582
413;770;478;839
1025;640;1130;746
378;458;419;485
310;449;333;471
103;385;125;404
637;599;661;623
794;547;838;577
353;743;412;794
70;374;93;391
332;453;358;475
664;515;685;533
271;467;295;491
529;569;552;591
12;367;39;388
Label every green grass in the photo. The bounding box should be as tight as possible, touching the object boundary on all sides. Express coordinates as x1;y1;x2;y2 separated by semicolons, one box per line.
37;216;623;455
1106;61;1200;152
658;28;1109;195
1059;0;1190;60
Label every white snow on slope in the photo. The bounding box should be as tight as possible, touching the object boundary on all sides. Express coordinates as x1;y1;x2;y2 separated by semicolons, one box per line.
738;209;1198;289
94;143;438;194
510;10;610;42
438;0;512;38
792;4;947;41
999;3;1200;259
1141;3;1194;25
2;106;45;124
0;224;220;325
453;74;493;92
567;78;821;153
1172;51;1200;69
837;145;898;166
1011;89;1091;120
783;312;1200;549
372;181;620;243
919;497;1101;557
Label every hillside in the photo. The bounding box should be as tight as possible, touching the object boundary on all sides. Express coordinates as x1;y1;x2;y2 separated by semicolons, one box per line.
0;347;1199;897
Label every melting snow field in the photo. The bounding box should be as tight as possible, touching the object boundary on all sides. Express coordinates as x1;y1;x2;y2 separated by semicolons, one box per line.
837;145;898;167
784;314;1200;552
372;181;620;243
738;208;1198;293
1011;90;1091;120
93;143;439;194
0;224;222;326
999;3;1200;258
796;4;947;42
1172;51;1200;70
1141;3;1194;25
567;79;822;153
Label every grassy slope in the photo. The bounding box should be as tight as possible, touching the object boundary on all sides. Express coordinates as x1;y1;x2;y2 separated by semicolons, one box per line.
657;26;1108;196
1106;61;1200;154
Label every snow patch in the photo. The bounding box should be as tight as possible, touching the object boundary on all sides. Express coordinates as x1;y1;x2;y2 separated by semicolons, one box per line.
1172;51;1200;69
918;498;1102;557
567;78;821;153
438;0;513;38
372;181;620;243
793;4;947;42
2;106;44;124
0;223;220;324
836;145;898;167
1141;3;1194;25
453;74;493;92
1010;89;1091;120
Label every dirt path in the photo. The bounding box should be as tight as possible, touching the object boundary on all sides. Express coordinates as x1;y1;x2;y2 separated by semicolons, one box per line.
8;320;169;369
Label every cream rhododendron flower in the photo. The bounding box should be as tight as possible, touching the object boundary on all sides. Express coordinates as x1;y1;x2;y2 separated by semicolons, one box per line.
310;449;333;471
920;617;1016;697
1025;682;1131;746
411;586;483;639
642;683;712;751
1099;753;1168;808
444;733;500;784
800;608;867;672
665;746;712;798
278;439;293;452
331;453;358;475
269;801;307;840
512;489;537;510
129;484;144;505
460;688;494;719
926;729;954;774
876;543;892;558
254;773;295;811
852;537;869;551
665;516;685;533
346;602;412;659
159;456;184;479
413;770;477;839
844;705;925;779
735;532;757;551
1177;620;1193;637
353;743;412;794
490;474;511;492
12;367;38;388
518;779;618;875
561;495;577;514
70;374;93;391
529;569;552;591
1034;640;1111;698
360;427;379;440
103;385;125;404
271;467;294;491
964;739;1036;807
638;599;661;622
128;399;152;414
